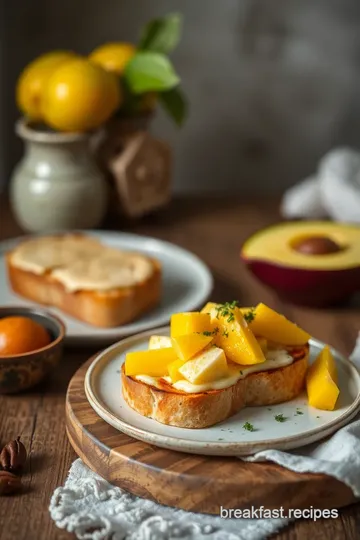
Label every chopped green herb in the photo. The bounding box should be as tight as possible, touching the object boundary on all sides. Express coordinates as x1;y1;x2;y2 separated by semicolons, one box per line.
222;330;229;338
199;327;219;337
244;308;256;324
295;410;304;415
243;421;255;432
316;416;321;419
215;301;239;323
218;438;224;441
239;370;243;375
267;408;272;411
274;414;287;423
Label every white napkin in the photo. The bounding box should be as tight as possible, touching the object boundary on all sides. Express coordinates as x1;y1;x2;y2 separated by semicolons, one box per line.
49;335;360;540
281;147;360;223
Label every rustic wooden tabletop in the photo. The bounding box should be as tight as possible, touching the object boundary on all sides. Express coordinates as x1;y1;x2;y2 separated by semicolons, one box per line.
0;195;359;540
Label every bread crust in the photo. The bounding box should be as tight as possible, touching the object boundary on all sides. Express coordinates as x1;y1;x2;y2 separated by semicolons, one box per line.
6;248;161;328
121;345;309;428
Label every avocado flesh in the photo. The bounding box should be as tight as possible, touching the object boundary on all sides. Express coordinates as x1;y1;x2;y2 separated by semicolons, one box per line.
241;221;360;307
242;221;360;270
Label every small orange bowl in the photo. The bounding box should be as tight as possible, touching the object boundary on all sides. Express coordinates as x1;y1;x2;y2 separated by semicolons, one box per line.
0;306;65;394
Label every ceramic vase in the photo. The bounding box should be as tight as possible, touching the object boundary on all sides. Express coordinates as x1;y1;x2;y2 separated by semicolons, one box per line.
10;119;108;232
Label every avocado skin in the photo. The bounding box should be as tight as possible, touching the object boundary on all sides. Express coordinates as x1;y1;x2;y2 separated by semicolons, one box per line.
242;258;360;307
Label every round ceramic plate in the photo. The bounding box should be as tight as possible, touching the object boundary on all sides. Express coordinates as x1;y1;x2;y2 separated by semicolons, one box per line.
85;326;360;456
0;232;213;345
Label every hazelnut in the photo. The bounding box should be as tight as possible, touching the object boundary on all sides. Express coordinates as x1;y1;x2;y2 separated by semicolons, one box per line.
0;470;22;495
293;236;342;255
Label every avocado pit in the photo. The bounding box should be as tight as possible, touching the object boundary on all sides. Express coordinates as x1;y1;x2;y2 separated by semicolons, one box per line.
292;236;343;256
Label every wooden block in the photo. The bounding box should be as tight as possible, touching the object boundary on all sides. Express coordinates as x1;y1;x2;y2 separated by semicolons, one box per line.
108;132;172;218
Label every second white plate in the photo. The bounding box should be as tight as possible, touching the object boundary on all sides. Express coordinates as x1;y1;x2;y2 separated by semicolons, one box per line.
85;326;360;456
0;231;213;345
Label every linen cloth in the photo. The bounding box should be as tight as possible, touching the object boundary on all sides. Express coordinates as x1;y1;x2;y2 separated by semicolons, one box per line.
49;334;360;540
281;147;360;223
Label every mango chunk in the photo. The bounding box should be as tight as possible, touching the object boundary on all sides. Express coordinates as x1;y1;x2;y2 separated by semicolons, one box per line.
171;333;214;361
206;303;265;365
178;346;229;384
306;346;339;410
168;358;187;382
170;312;211;337
148;335;172;350
125;348;177;377
201;302;218;314
249;303;311;346
257;337;268;354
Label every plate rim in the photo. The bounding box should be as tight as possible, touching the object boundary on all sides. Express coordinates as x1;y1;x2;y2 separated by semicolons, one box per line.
0;231;213;344
84;326;360;456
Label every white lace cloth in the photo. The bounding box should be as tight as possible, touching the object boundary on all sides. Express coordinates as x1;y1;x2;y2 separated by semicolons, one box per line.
50;335;360;540
281;147;360;223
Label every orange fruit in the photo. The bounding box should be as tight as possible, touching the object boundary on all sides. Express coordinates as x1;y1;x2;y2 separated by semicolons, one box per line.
16;50;76;120
42;57;122;132
0;316;51;356
89;42;136;75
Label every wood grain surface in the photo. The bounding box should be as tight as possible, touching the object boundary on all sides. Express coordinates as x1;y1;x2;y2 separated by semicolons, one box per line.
0;195;360;539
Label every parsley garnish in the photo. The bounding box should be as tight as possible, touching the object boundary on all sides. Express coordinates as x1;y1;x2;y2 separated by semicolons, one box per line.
295;409;304;416
243;421;255;432
198;327;219;337
222;330;229;338
215;301;239;323
274;414;287;423
244;308;256;324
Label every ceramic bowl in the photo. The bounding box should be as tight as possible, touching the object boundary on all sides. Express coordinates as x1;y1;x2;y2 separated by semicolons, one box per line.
0;306;65;394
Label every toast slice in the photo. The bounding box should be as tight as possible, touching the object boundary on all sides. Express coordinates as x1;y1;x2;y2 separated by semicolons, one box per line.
6;234;161;328
121;345;309;428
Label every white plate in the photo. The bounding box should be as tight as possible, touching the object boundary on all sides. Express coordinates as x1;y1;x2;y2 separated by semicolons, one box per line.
85;327;360;456
0;232;213;345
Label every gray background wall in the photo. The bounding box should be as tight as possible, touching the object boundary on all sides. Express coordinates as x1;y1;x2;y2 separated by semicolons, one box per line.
2;0;360;194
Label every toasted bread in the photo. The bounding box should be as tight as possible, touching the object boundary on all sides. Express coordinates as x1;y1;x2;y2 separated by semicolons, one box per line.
6;235;161;328
121;345;309;428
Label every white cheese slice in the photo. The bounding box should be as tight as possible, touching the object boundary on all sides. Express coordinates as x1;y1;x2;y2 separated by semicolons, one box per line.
148;336;172;350
178;346;229;384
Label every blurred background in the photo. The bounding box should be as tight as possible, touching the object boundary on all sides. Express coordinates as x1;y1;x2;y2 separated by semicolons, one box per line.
2;0;360;195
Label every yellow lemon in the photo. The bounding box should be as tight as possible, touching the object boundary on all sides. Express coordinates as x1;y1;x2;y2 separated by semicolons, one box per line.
89;42;136;75
16;50;76;120
42;58;122;132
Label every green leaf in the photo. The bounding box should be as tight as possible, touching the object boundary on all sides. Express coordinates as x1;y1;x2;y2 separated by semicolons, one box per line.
139;13;182;54
159;87;187;126
124;52;180;94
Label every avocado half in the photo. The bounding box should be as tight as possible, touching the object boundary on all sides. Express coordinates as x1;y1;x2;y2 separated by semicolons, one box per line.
241;221;360;307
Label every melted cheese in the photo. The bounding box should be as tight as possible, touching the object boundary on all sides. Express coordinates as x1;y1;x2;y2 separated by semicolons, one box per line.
10;235;154;291
134;349;294;394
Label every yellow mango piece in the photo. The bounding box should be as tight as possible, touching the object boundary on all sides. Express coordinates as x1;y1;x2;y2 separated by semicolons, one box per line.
125;348;177;377
170;312;211;337
257;337;268;354
178;346;229;384
168;358;187;382
207;303;265;365
148;335;172;350
171;333;214;361
306;346;339;410
200;302;218;314
249;303;311;346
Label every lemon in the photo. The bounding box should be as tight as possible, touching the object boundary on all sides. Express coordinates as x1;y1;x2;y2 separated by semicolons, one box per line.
89;42;136;75
16;50;76;120
41;58;122;132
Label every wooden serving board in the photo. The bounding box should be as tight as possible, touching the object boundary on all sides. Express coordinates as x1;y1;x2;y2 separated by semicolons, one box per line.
66;359;356;515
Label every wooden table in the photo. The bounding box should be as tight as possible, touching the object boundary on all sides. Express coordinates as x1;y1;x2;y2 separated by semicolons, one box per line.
0;195;359;539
